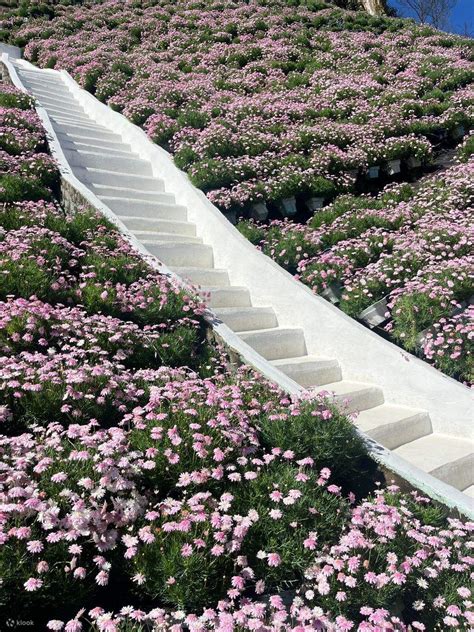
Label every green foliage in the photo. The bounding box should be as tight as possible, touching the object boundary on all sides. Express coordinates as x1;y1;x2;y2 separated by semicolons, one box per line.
0;537;94;620
131;516;233;611
189;159;239;190
232;463;349;582
83;68;102;94
131;460;348;611
174;145;199;170
45;55;57;68
61;208;117;245
0;258;63;303
78;278;197;327
0;236;75;303
111;60;134;76
261;226;320;274
81;251;150;285
176;108;209;129
0;203;64;232
307;175;337;198
391;266;473;351
309;193;378;229
0;91;33;109
260;401;380;497
457;135;474;162
1;357;157;435
235;219;267;245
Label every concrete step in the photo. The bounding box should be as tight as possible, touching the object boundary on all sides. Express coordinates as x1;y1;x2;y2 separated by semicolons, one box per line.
28;76;69;85
23;84;74;100
62;138;131;153
34;95;78;109
54;119;102;132
112;204;187;222
201;286;251;308
89;183;166;198
24;84;69;94
99;197;188;219
43;102;86;114
77;168;168;192
56;128;124;144
144;242;214;268
271;355;342;387
53;120;114;136
62;140;134;157
51;118;110;133
317;381;384;413
394;434;474;491
31;89;76;103
49;113;96;126
213;306;278;332
19;75;67;89
119;216;195;235
132;231;202;244
65;150;153;175
356;405;432;450
96;197;181;214
22;82;73;95
16;69;56;77
239;328;307;361
39;103;87;117
49;108;99;123
173;267;230;287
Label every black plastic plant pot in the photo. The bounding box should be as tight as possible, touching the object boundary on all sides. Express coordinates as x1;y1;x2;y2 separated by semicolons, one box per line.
358;296;390;328
305;196;325;212
320;282;343;305
386;159;401;176
367;165;380;179
278;196;298;217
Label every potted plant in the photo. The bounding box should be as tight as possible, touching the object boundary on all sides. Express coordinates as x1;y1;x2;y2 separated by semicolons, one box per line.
279;196;298;216
367;165;380;179
406;156;422;169
250;201;269;221
359;295;391;328
223;209;238;224
268;173;301;217
382;139;403;175
306;197;325;212
453;124;466;139
386;158;401;175
321;282;344;304
305;176;336;212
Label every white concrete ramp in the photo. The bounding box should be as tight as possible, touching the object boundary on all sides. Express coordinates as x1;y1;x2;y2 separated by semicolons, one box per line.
6;58;473;516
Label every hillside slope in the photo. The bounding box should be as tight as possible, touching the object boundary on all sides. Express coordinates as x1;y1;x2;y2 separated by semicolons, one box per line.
5;0;472;384
1;2;474;629
3;0;472;213
1;70;472;632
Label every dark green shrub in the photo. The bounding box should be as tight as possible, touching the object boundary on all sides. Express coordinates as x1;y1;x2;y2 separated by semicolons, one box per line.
236;219;266;245
0;175;51;203
260;400;381;497
0;91;33;109
131;461;348;612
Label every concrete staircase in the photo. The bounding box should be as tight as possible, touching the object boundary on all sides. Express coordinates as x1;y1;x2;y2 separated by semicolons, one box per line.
12;62;474;504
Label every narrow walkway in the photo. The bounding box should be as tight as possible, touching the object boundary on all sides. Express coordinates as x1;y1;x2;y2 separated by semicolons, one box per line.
12;62;473;500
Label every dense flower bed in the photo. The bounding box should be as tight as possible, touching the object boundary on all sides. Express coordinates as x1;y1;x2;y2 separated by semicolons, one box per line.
239;156;474;384
0;24;473;632
3;0;472;214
